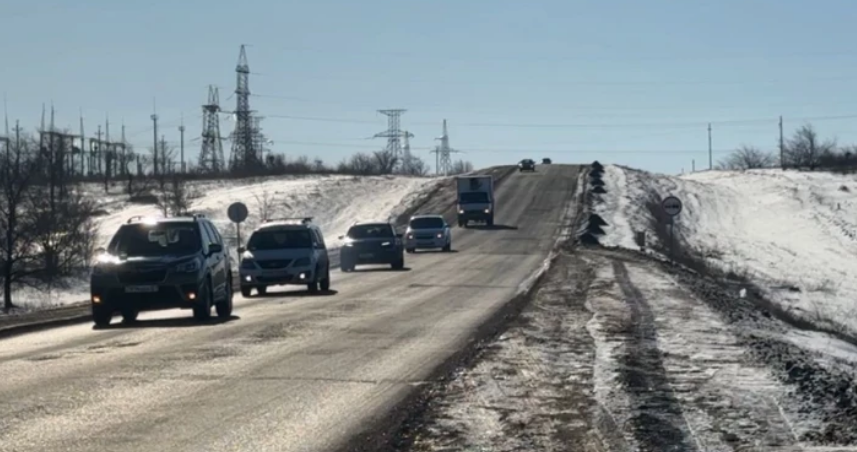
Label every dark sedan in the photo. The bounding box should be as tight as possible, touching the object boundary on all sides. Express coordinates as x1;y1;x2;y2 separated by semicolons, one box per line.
339;222;405;271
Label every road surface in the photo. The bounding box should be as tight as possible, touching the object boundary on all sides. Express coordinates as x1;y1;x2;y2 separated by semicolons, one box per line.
0;164;582;452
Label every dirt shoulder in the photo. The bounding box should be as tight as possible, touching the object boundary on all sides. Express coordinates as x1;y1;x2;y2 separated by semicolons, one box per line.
402;247;857;451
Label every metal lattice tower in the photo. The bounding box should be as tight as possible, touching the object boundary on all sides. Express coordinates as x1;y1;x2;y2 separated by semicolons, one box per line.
230;45;259;170
373;109;413;173
432;119;460;175
199;85;225;173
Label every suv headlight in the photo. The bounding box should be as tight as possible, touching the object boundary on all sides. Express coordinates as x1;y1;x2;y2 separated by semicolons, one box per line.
293;257;311;267
175;259;201;273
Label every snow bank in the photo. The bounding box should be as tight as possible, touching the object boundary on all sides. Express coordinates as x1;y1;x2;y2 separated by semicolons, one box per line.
595;165;857;334
11;174;440;310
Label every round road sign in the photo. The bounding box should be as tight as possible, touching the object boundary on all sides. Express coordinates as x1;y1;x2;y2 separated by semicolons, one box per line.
227;202;249;223
662;196;682;216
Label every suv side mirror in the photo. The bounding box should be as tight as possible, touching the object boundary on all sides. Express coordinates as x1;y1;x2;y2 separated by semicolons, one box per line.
338;235;345;240
208;243;223;254
396;233;403;239
237;246;246;254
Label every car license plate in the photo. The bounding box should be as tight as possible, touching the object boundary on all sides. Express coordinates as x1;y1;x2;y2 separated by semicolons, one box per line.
125;285;158;293
359;253;374;259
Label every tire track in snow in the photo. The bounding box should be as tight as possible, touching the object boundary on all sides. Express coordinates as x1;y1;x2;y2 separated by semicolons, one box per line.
612;260;699;452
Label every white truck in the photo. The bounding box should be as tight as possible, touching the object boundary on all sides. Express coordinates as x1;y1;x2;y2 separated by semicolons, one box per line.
455;175;494;227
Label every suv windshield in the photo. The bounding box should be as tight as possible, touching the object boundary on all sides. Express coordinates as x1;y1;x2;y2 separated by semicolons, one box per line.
108;223;201;257
248;228;313;250
409;217;445;229
348;224;394;239
459;192;489;204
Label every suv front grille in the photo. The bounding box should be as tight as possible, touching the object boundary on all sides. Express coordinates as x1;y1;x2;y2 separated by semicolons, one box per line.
257;259;292;269
117;268;167;284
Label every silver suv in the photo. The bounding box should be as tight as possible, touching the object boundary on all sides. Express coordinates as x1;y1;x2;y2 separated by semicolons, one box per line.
404;215;452;253
238;217;331;296
89;214;234;327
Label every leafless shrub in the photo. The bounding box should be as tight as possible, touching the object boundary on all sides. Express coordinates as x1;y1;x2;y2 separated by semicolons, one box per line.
156;174;197;216
716;145;776;170
784;123;836;170
253;190;278;221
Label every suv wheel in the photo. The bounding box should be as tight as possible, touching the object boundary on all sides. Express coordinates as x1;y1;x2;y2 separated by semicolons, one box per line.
121;308;138;324
193;279;213;321
391;257;405;270
216;278;233;319
93;306;112;327
241;286;253;297
443;242;452;252
319;266;331;292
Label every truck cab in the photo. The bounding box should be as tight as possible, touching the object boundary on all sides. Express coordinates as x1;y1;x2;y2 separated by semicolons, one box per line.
455;175;495;227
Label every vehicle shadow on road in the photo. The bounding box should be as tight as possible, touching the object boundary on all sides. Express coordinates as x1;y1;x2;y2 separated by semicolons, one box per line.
94;315;241;330
253;289;339;297
467;224;518;231
410;249;459;254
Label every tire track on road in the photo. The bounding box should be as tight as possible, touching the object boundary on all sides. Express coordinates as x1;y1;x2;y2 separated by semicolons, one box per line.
612;260;699;452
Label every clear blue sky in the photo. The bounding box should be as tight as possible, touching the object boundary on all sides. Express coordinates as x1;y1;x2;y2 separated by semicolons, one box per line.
3;0;857;175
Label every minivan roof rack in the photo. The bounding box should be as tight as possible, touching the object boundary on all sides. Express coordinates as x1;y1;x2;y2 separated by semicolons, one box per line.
263;217;313;224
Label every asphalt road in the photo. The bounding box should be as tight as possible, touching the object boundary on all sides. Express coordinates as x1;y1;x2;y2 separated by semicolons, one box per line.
0;164;582;452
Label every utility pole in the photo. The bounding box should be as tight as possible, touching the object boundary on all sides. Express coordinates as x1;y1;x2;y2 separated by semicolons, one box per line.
707;123;712;170
179;116;185;173
692;159;695;172
151;113;159;176
779;115;785;170
160;135;169;174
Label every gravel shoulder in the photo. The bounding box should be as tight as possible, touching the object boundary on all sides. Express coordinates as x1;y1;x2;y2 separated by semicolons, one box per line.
404;246;857;452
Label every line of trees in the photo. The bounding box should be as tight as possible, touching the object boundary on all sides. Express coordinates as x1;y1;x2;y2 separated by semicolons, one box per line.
0;128;98;311
0;125;474;311
717;123;857;171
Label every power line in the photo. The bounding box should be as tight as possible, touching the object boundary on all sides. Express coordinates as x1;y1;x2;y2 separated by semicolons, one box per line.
251;92;857;114
252;44;857;63
253;71;857;87
262;113;857;129
264;139;741;154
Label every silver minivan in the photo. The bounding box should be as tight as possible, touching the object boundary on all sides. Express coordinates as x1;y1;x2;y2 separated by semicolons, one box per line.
238;217;331;296
404;214;452;253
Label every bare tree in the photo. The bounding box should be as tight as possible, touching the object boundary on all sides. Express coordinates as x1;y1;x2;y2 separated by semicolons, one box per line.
28;188;98;280
404;155;429;176
253;190;278;222
156;174;196;216
312;158;326;173
449;160;474;175
716;145;776;170
0;131;42;310
784;123;836;170
373;150;398;174
339;152;377;175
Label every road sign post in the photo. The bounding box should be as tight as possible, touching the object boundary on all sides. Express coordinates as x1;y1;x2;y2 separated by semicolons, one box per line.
227;202;249;252
661;196;683;263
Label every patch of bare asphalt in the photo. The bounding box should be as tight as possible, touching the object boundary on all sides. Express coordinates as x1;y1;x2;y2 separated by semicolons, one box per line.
404;251;622;452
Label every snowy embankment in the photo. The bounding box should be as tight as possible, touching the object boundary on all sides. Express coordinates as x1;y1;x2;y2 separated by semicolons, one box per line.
14;174;440;310
594;164;857;335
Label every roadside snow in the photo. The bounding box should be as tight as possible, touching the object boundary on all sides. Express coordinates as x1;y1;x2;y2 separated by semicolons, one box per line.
595;164;857;335
8;175;440;311
410;249;808;451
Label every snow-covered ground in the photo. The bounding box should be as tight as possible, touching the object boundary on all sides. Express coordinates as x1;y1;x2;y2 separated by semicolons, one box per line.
594;165;857;336
10;175;440;310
